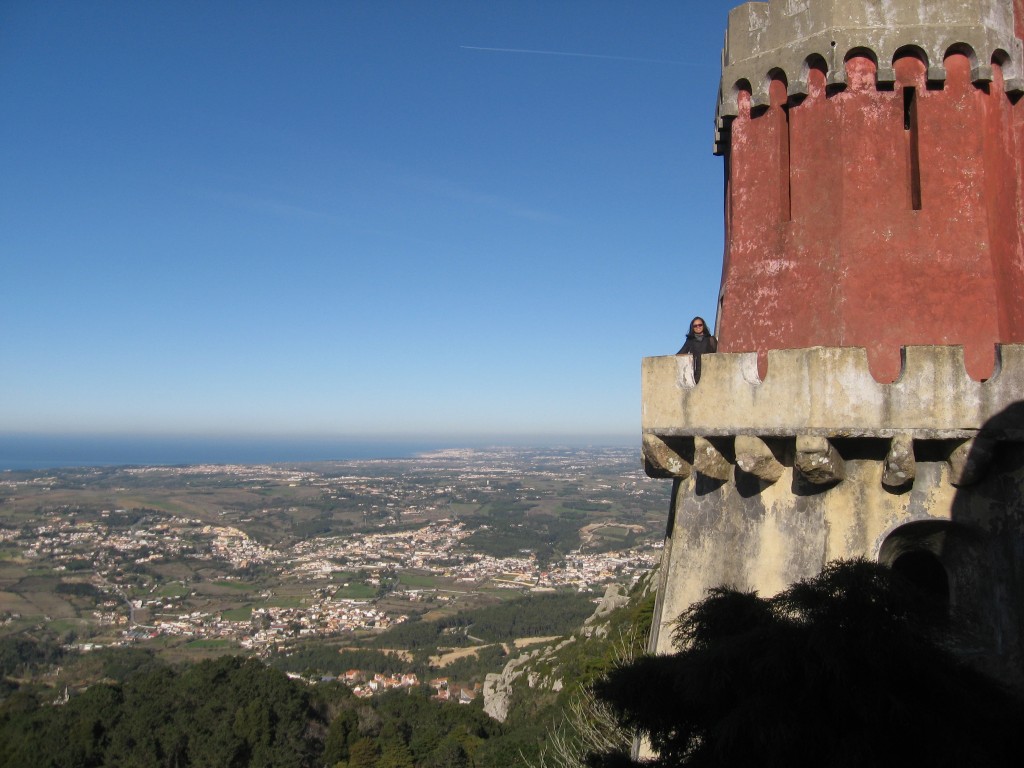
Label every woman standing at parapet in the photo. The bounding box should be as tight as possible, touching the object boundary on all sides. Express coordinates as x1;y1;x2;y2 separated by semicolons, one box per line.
676;316;717;382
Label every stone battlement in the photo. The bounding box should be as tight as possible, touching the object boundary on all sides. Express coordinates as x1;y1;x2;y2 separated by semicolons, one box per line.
715;0;1024;153
642;344;1024;439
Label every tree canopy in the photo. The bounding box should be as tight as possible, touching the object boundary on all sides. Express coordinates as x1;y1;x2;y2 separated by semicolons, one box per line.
0;656;322;768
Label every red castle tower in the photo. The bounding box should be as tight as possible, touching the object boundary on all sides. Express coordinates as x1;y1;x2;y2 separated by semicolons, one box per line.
713;0;1024;382
642;0;1024;677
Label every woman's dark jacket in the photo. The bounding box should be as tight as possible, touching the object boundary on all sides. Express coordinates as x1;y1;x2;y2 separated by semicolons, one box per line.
676;333;718;382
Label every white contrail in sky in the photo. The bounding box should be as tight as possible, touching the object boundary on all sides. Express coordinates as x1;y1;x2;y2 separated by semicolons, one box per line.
460;45;683;65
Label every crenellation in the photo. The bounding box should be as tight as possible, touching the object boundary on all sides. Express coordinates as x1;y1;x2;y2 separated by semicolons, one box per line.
715;0;1024;153
644;345;1024;440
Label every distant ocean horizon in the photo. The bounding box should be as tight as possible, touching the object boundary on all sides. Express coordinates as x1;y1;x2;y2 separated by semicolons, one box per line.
0;433;636;471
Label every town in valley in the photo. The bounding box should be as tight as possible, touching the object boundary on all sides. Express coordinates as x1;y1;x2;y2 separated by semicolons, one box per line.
0;447;668;672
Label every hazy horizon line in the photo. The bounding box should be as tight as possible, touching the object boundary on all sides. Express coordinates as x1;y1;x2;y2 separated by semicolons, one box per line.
0;429;635;442
0;432;639;472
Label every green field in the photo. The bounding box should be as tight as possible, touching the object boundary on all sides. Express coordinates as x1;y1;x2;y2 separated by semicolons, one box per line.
46;618;85;634
186;638;234;650
0;591;36;614
264;596;304;608
220;605;253;621
334;583;376;599
157;583;191;598
447;503;482;516
212;580;255;591
399;573;441;588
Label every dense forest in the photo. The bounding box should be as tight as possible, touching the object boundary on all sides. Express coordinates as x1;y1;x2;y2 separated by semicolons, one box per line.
0;651;523;768
0;655;323;768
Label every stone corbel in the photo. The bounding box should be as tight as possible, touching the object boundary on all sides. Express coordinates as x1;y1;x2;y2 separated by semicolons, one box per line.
749;83;771;111
882;434;915;489
795;435;845;485
734;435;784;483
971;63;993;84
693;436;733;482
948;436;996;487
875;65;895;87
642;434;693;479
1004;76;1024;95
826;68;847;89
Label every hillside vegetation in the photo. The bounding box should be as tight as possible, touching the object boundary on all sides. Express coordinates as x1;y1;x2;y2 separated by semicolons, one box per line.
0;578;655;767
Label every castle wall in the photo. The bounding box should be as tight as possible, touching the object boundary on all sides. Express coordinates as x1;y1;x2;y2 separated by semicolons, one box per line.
643;346;1024;673
652;442;1024;674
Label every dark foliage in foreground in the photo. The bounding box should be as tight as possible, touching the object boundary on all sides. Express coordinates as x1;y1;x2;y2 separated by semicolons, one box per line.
589;559;1024;768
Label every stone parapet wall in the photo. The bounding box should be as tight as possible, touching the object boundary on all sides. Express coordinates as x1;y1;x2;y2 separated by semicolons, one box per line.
644;343;1024;666
642;345;1024;440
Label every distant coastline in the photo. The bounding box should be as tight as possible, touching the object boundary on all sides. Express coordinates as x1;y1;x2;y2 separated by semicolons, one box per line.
0;433;635;471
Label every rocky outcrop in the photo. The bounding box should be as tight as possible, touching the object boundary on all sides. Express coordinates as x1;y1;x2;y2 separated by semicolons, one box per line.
482;637;575;722
483;581;641;722
581;584;630;638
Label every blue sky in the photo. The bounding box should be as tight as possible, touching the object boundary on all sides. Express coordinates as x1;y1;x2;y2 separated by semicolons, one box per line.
0;1;729;441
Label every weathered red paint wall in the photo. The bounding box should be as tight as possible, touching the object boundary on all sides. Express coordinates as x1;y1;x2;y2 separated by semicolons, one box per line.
717;51;1024;382
990;59;1024;341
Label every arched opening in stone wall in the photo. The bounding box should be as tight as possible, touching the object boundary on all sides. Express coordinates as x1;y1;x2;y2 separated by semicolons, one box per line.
891;549;949;607
878;520;955;615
